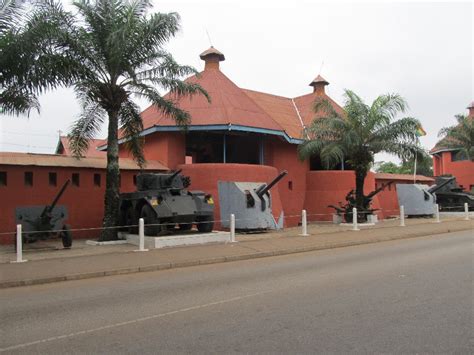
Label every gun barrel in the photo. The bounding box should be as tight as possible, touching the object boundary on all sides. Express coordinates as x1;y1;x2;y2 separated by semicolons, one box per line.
428;176;456;193
41;179;70;217
256;170;288;198
366;181;393;199
166;169;182;184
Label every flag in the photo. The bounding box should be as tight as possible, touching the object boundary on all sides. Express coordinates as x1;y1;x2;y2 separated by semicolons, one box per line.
415;125;427;137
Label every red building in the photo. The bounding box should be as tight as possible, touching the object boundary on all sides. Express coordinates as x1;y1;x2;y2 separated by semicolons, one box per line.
0;152;167;243
0;47;432;242
431;102;474;192
106;47;425;226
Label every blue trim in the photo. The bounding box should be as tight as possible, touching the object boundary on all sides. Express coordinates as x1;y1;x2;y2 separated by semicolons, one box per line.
98;124;303;151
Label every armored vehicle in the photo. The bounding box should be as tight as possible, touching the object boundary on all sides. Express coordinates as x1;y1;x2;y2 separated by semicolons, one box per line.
119;170;215;235
430;176;474;211
15;179;72;248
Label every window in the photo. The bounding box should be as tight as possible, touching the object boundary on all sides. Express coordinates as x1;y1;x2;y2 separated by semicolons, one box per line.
0;172;6;186
133;175;137;186
24;172;33;186
72;173;80;187
94;173;101;187
288;181;293;190
451;151;468;162
49;172;57;187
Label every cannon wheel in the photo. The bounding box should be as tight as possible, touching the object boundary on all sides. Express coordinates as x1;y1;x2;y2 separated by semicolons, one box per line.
140;204;161;236
197;216;214;233
60;225;72;249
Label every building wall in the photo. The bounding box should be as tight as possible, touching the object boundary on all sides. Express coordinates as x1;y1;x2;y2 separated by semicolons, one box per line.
433;151;474;191
0;165;139;244
118;132;185;170
265;139;309;226
304;171;382;221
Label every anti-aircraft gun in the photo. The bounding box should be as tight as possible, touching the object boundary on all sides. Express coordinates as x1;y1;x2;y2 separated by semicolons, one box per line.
429;176;474;211
218;170;288;231
15;179;73;248
329;181;393;223
119;170;214;236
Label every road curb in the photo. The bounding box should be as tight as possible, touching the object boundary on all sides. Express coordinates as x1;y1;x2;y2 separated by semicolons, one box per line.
1;223;471;289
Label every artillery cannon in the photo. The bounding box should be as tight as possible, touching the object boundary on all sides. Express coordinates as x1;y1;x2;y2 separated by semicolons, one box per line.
329;181;393;223
119;171;215;236
15;179;72;248
218;170;288;231
430;176;474;211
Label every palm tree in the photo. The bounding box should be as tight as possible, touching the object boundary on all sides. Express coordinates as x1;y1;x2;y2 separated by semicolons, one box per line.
298;90;423;216
438;114;474;161
4;0;209;240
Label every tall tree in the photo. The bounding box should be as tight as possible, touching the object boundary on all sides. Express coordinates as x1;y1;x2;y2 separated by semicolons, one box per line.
2;0;209;240
438;114;474;161
299;90;423;211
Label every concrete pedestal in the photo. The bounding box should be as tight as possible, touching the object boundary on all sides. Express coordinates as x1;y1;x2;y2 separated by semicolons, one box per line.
124;231;231;249
332;214;343;224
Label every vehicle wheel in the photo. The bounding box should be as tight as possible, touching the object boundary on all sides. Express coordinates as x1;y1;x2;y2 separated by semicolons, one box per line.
125;206;138;234
60;225;73;249
140;204;160;236
197;216;214;233
179;223;193;231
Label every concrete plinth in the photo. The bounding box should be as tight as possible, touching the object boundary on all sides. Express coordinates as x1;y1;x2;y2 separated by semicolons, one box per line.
332;214;343;224
125;231;231;249
367;214;378;224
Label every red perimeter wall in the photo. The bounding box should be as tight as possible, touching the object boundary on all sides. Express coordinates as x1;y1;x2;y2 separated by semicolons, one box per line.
304;171;382;221
0;166;139;244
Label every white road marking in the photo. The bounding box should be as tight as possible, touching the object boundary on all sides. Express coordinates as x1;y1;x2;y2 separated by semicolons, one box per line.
0;290;270;352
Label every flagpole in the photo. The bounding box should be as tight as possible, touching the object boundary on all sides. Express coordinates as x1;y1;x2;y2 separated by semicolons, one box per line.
413;149;417;183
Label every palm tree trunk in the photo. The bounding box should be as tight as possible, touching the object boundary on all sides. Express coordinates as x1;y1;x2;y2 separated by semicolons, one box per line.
100;110;120;241
355;168;366;210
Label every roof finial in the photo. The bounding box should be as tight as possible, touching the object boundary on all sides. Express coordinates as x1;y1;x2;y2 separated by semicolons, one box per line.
200;46;225;70
309;74;329;95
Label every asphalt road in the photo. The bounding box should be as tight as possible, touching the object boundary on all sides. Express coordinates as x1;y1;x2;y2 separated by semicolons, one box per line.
1;230;473;354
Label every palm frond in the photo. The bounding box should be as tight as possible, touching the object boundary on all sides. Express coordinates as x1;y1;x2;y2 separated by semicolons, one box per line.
68;96;106;158
119;99;145;167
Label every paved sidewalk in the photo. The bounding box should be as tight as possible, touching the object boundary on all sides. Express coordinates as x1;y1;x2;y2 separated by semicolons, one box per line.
1;217;472;288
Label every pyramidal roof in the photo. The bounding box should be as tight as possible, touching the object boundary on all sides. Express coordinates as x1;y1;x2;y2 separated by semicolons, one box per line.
139;47;344;143
309;74;329;86
142;68;283;132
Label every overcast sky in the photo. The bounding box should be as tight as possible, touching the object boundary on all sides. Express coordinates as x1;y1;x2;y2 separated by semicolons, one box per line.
1;0;472;164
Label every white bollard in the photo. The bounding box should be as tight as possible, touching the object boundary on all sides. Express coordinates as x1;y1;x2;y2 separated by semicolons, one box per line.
230;214;236;243
400;206;406;227
352;207;359;231
464;203;470;220
435;204;440;223
13;224;27;263
300;210;309;236
134;218;148;252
